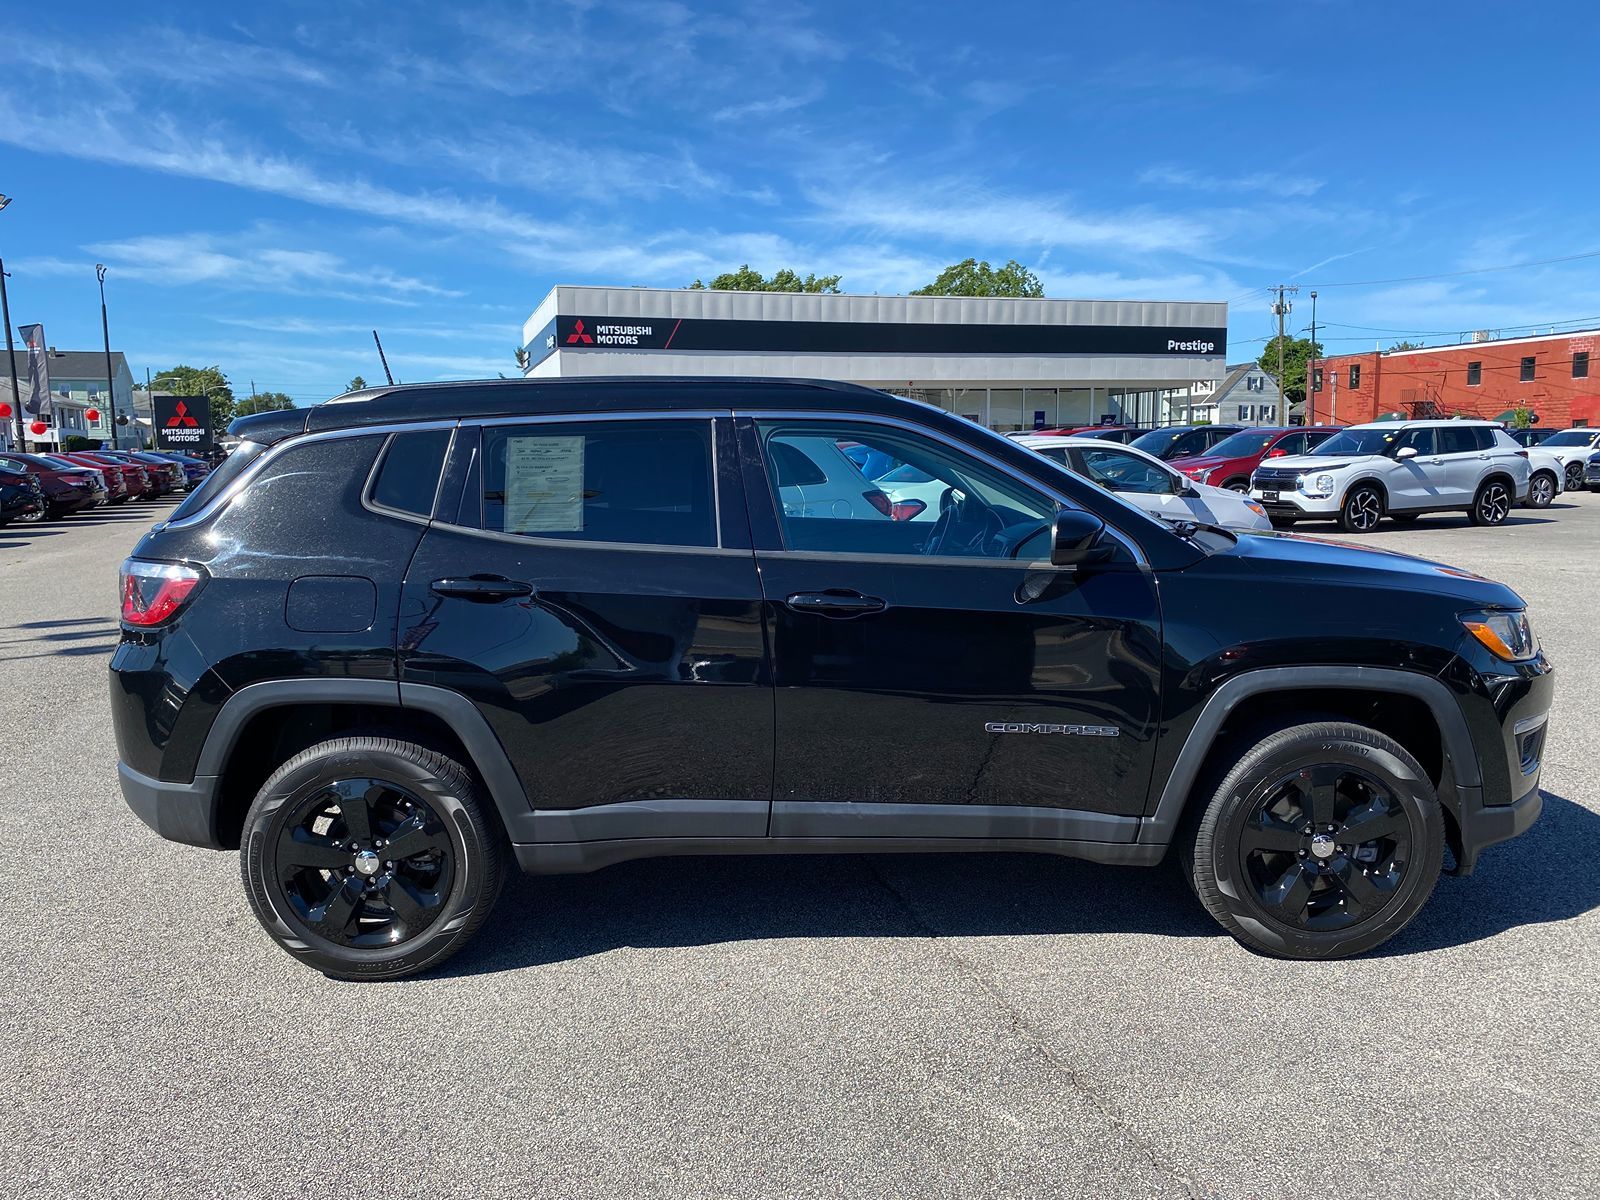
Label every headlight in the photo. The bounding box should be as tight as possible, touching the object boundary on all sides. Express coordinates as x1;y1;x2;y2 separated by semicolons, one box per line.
1460;609;1538;661
1313;474;1335;492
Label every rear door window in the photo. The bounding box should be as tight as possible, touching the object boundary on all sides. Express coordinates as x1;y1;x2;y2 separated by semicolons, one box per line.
1438;427;1480;455
480;420;716;547
167;441;268;522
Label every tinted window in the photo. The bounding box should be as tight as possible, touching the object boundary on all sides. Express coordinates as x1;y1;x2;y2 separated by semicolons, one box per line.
370;429;451;516
482;420;714;547
1318;428;1405;456
1127;428;1185;457
1543;429;1597;447
1273;432;1307;456
1438;427;1479;455
1076;447;1177;495
1395;428;1437;456
1466;361;1482;385
1305;428;1340;450
1521;357;1536;382
1576;352;1590;380
1204;431;1278;459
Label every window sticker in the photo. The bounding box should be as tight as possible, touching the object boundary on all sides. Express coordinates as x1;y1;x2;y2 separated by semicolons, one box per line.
504;435;585;533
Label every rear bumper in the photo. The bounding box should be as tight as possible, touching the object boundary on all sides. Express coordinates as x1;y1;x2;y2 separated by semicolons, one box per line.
117;761;224;849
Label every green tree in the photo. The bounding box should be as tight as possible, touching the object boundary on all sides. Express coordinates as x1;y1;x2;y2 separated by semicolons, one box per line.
150;364;236;426
1388;340;1422;352
911;258;1044;298
346;375;368;392
235;391;296;416
1257;335;1324;406
688;264;843;292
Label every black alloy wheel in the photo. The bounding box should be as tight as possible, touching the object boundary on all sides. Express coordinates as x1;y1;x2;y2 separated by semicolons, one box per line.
1470;479;1512;526
1527;471;1556;509
241;737;505;980
1338;485;1383;533
1565;462;1585;493
1235;765;1412;933
272;777;454;949
1182;721;1444;959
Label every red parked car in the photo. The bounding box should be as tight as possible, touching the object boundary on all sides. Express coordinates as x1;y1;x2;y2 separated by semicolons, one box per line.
1168;426;1343;493
0;451;107;519
39;452;128;504
65;451;156;500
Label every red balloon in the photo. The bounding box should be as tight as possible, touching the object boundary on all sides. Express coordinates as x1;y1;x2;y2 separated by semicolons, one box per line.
0;402;10;418
85;408;101;423
29;421;48;436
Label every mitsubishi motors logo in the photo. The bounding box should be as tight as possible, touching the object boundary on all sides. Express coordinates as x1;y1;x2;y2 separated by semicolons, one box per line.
566;319;594;345
166;400;199;428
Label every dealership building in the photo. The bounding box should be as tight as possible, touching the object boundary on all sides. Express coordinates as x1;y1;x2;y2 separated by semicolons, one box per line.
522;286;1228;431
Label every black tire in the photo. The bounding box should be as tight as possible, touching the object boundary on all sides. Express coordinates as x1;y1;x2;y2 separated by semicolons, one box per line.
1223;478;1250;493
1589;484;1600;494
240;737;506;981
1565;462;1585;493
1267;515;1297;529
1526;471;1557;509
1469;478;1513;526
1337;484;1384;533
1182;722;1444;959
1388;513;1420;525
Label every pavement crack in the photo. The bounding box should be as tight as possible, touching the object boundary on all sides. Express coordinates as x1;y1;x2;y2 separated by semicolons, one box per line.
867;859;1206;1200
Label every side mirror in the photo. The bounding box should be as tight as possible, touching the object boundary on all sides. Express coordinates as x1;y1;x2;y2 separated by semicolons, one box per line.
1050;509;1112;567
1397;446;1418;460
1266;448;1288;458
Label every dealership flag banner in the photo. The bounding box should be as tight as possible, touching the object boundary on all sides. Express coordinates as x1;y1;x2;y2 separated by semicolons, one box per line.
18;324;52;417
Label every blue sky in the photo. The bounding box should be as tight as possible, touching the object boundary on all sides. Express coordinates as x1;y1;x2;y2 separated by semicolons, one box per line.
1;0;1598;402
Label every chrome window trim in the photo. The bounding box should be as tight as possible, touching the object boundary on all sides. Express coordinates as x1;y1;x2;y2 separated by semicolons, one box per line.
161;420;459;531
736;408;1149;568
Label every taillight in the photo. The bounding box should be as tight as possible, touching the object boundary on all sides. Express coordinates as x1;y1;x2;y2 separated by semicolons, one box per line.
120;560;204;628
891;499;927;521
863;489;893;517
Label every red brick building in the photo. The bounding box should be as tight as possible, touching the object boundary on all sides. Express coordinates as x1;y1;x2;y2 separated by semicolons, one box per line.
1308;329;1600;428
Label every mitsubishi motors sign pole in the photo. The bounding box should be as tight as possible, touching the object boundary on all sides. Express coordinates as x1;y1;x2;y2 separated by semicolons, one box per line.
152;393;213;454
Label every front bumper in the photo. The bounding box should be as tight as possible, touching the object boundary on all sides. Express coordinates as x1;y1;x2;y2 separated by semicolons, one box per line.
1448;653;1554;873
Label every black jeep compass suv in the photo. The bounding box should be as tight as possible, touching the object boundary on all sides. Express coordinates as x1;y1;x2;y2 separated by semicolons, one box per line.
111;379;1553;979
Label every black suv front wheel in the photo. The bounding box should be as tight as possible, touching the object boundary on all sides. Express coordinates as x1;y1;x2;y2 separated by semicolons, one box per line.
1184;722;1444;959
1337;485;1384;533
240;737;506;980
1469;479;1513;526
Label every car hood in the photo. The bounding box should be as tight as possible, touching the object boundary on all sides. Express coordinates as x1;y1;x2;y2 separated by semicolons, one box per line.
1169;453;1239;471
1221;527;1522;607
1259;454;1377;471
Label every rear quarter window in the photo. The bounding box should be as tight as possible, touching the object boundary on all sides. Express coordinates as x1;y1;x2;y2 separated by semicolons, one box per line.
368;429;452;517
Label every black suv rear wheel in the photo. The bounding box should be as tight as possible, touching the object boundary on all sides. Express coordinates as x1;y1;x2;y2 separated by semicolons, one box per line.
1469;479;1512;526
1337;485;1384;533
1183;722;1444;959
240;737;506;980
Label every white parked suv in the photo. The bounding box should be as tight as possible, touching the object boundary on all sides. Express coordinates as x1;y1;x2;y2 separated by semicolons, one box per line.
1534;427;1600;493
1250;419;1530;533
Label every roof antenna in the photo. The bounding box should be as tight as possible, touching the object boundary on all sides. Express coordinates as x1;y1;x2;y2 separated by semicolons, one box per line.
372;330;395;385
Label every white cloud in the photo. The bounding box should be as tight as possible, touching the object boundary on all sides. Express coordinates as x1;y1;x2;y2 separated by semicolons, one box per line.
1139;165;1324;199
713;85;825;123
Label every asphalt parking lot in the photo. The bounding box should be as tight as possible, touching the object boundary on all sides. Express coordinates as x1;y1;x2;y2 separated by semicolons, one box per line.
2;493;1596;1200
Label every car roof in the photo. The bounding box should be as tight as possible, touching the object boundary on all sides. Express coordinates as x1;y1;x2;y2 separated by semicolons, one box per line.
231;377;910;444
1345;419;1496;429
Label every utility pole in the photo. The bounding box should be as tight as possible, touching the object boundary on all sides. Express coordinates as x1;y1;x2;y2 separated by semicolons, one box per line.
96;265;119;447
1270;285;1298;422
1307;290;1319;426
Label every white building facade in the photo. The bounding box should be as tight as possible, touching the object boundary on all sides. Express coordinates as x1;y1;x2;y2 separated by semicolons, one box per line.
522;286;1228;432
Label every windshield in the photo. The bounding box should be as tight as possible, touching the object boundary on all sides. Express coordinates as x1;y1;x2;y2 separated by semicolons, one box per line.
1542;429;1597;447
1311;427;1404;456
1203;430;1279;459
1128;428;1186;455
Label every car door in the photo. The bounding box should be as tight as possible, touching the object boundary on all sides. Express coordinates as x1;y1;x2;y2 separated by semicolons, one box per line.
1434;425;1485;504
1388;427;1442;508
739;415;1163;842
398;413;773;844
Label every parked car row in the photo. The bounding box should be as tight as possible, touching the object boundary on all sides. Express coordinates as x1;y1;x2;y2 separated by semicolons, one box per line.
0;448;208;529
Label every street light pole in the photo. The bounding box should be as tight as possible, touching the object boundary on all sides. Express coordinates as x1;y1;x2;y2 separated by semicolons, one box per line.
1307;290;1319;426
0;193;22;451
96;264;119;448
